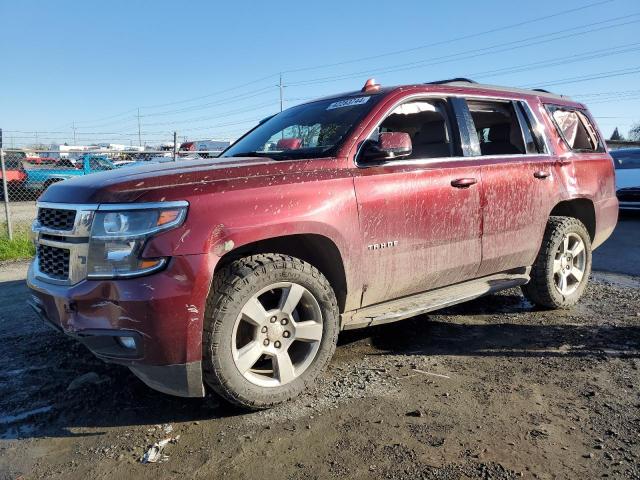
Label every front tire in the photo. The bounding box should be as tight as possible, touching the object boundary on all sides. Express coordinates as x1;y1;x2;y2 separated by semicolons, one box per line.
522;216;592;309
202;254;339;409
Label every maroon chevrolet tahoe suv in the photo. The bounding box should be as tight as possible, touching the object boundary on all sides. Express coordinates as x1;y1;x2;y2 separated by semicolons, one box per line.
27;79;618;408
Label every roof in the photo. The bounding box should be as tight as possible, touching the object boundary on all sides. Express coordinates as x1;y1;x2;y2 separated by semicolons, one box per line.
430;80;571;101
303;79;573;105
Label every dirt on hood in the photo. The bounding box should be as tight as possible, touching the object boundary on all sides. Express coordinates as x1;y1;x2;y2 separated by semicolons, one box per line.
38;156;285;204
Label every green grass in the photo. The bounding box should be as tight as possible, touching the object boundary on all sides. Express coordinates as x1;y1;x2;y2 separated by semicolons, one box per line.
0;224;35;261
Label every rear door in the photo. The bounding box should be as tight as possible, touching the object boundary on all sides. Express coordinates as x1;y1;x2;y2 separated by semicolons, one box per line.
352;96;483;306
461;97;557;276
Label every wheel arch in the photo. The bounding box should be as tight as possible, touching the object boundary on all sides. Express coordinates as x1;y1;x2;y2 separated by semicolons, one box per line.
549;198;596;241
215;233;349;313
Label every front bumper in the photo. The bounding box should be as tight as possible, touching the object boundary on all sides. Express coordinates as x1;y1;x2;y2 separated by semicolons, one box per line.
27;254;214;397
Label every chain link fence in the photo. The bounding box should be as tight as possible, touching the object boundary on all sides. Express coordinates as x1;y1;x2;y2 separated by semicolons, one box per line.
0;146;224;245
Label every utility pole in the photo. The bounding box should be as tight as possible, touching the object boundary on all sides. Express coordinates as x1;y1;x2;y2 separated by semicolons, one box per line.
173;131;177;162
72;121;77;145
0;128;13;240
137;108;142;147
279;73;284;112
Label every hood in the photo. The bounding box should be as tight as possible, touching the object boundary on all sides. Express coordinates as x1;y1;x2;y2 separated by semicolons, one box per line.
39;156;282;203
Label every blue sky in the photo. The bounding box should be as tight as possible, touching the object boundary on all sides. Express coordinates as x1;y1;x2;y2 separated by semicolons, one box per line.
0;0;638;147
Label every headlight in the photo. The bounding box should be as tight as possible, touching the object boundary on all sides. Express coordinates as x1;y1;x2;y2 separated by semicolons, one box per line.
87;203;187;279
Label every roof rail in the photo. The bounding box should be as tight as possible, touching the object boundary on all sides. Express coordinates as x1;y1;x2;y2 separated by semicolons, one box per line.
427;78;477;85
532;88;553;94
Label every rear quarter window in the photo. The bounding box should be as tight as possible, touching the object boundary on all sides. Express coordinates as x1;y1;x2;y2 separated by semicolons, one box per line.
547;105;603;153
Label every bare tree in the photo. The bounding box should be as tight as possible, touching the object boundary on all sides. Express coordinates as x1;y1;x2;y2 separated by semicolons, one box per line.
630;122;640;141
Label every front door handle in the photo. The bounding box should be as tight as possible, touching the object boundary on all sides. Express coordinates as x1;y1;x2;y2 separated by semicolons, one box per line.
451;178;478;188
533;170;550;179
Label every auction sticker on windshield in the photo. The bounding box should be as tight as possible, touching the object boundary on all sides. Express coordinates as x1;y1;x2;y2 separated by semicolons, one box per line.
326;97;370;110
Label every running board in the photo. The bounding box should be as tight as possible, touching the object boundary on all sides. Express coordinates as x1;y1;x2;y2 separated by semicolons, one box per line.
341;268;530;330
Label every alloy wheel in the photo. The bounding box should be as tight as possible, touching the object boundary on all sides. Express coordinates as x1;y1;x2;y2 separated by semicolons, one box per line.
553;232;586;296
231;282;323;387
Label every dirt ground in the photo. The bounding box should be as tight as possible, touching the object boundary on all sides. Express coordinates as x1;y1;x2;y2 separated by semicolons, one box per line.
1;213;639;480
2;201;37;229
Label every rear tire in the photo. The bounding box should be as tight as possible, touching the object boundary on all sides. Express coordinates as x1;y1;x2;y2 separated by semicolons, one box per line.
202;254;339;409
522;216;592;309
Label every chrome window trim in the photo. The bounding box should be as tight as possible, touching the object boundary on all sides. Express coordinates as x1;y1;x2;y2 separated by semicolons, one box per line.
354;92;553;169
359;153;552;169
518;100;552;154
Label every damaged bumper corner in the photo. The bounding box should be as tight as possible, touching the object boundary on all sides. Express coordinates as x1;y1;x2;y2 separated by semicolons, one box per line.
26;254;212;399
129;362;205;398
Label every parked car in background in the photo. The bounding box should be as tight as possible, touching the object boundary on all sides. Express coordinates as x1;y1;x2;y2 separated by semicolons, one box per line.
0;152;26;200
28;78;617;409
610;148;640;210
179;139;230;157
25;156;58;165
23;153;116;195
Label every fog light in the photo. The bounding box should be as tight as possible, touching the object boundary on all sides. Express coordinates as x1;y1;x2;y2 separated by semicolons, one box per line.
117;336;136;350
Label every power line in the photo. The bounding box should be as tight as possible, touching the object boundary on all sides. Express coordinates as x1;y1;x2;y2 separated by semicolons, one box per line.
141;100;276;127
468;43;640;79
522;66;640;88
53;0;615;127
286;14;640;87
281;0;615;74
137;86;275;118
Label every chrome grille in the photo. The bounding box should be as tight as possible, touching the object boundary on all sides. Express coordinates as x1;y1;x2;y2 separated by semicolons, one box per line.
37;244;70;280
38;208;76;230
33;203;97;285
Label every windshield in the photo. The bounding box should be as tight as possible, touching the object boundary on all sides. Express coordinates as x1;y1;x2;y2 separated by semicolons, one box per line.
221;95;381;160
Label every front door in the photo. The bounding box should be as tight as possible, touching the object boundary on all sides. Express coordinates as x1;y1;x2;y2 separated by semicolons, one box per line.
352;97;483;307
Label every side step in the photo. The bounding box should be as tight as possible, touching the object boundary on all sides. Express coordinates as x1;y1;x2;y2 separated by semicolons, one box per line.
341;268;530;330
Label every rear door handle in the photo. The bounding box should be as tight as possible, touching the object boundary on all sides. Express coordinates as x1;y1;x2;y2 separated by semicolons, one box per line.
451;178;477;188
533;170;550;179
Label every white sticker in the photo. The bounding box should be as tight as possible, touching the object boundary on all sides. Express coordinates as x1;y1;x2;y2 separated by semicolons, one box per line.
326;96;370;110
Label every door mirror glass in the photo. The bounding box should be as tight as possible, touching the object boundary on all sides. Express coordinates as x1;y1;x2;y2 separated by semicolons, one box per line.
362;131;412;162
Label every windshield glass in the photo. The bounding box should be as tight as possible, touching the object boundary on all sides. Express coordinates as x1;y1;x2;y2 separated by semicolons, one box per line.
221;95;381;160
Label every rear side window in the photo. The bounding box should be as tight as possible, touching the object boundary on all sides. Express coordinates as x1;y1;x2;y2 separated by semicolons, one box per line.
467;100;531;156
548;106;602;152
611;149;640;169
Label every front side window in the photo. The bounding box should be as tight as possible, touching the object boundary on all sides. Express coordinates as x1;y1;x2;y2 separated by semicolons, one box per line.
467;100;526;156
221;95;382;160
548;106;602;152
364;99;455;160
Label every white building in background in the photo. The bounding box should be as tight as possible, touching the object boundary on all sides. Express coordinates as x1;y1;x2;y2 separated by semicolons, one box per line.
45;143;145;159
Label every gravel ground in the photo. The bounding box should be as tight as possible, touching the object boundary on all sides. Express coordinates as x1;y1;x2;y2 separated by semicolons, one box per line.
0;214;638;480
1;201;37;229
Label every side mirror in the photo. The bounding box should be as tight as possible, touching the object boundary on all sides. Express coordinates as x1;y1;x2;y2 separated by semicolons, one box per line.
361;132;412;162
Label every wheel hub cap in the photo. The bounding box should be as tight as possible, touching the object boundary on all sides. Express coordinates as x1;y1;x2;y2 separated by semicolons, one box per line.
266;321;286;342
